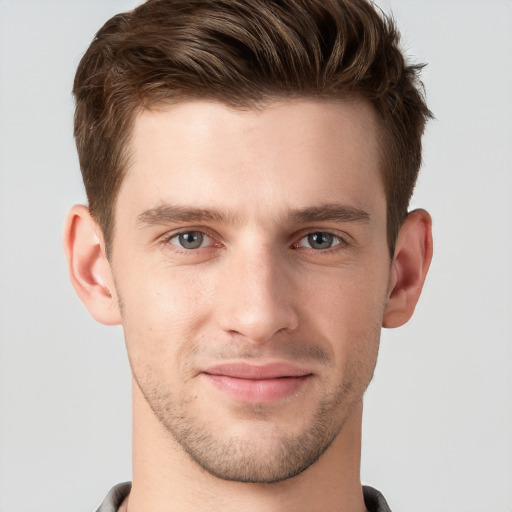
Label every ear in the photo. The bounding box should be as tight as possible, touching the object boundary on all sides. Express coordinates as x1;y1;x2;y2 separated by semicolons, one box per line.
63;204;122;326
383;209;433;328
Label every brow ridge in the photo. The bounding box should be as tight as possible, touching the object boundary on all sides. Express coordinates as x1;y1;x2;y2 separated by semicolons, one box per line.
137;204;226;226
289;204;370;224
136;202;370;227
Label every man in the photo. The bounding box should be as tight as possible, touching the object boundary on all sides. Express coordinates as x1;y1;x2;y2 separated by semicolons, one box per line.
63;0;433;510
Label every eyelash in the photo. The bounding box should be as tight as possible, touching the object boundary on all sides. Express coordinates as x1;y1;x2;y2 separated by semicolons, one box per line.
161;229;350;255
162;229;222;255
292;232;349;252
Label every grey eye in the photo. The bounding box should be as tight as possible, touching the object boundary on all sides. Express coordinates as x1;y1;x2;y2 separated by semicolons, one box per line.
170;231;209;250
298;232;340;250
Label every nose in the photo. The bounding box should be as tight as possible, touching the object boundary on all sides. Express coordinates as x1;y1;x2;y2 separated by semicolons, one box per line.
216;243;299;344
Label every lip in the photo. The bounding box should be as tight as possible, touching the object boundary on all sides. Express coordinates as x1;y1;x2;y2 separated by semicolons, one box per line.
202;362;312;403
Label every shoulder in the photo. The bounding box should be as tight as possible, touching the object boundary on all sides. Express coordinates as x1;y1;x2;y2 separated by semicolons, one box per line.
363;485;393;512
95;482;131;512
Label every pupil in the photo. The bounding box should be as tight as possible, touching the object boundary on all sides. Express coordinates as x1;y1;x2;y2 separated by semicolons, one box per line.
179;232;203;249
309;232;333;249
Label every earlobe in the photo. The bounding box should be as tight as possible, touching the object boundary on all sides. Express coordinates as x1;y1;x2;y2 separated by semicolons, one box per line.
63;205;122;326
382;209;433;328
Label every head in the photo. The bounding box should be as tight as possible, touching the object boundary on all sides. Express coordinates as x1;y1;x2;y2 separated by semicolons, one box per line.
66;0;433;486
73;0;431;258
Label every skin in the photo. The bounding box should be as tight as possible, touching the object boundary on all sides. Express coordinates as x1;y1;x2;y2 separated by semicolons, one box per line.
64;98;432;512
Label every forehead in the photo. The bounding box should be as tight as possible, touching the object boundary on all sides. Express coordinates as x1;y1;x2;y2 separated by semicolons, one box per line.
118;98;384;225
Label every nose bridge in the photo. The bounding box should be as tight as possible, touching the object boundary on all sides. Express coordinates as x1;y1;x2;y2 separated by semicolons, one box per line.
217;240;298;343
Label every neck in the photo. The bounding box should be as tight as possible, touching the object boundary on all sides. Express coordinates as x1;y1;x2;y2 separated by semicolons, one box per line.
128;380;367;512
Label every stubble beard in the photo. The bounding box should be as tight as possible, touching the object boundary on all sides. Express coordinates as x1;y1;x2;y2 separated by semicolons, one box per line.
135;368;366;484
120;285;383;484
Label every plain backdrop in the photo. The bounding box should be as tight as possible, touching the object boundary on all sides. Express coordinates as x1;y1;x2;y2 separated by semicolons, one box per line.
0;1;511;511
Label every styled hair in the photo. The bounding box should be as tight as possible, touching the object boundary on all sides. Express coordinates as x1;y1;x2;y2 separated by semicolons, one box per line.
73;0;432;255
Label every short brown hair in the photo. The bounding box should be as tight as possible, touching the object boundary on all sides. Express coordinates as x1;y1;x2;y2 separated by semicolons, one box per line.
73;0;432;256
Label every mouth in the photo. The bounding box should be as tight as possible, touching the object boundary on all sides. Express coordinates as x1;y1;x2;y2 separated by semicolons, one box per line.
202;362;313;403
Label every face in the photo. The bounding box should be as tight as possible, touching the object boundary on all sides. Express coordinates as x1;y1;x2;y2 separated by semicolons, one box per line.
111;99;391;483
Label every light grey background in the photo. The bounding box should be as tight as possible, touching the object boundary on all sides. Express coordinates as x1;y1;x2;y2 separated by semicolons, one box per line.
0;1;511;511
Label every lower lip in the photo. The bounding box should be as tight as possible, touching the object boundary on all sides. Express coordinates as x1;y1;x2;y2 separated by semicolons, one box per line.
204;374;311;403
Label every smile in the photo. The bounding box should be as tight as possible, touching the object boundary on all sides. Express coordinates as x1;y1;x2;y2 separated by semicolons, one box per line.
202;362;313;403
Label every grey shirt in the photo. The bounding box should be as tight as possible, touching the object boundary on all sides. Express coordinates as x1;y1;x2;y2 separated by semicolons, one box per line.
95;482;392;512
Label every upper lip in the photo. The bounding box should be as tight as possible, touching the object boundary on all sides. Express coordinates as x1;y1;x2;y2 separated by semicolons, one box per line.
203;362;312;380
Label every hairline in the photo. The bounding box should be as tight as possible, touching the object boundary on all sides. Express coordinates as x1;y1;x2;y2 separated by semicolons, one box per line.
102;93;395;259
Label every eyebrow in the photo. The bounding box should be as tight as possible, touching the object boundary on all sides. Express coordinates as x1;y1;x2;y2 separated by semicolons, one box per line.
288;204;370;224
136;203;370;227
137;204;227;226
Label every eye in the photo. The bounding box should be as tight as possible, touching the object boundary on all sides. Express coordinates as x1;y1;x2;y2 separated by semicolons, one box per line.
297;232;343;250
168;231;212;250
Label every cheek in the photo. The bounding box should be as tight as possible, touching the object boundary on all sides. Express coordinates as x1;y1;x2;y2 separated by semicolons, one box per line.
300;263;388;367
115;264;215;363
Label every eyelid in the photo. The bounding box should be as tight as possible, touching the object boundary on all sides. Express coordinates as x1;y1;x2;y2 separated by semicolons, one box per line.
157;227;353;253
168;231;213;249
297;233;342;249
292;229;352;246
160;227;223;250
